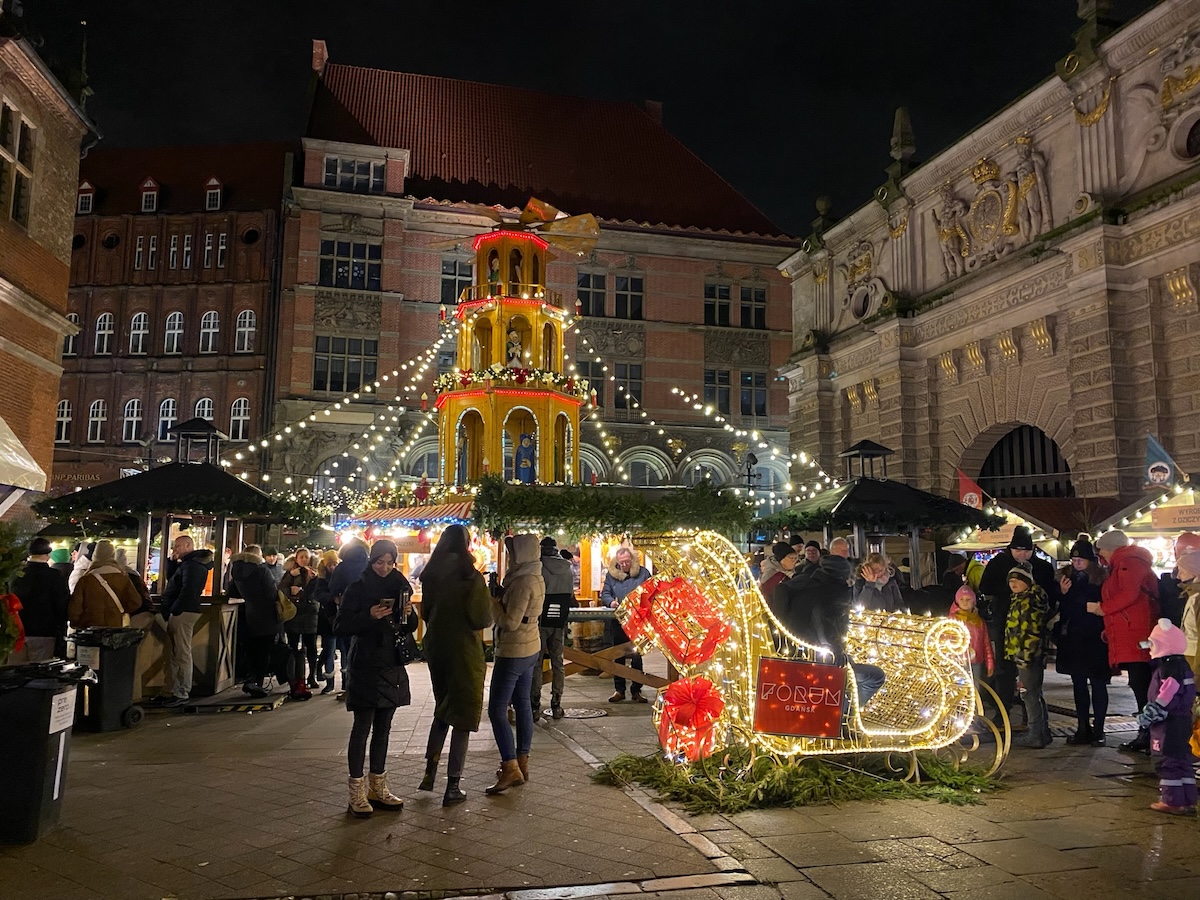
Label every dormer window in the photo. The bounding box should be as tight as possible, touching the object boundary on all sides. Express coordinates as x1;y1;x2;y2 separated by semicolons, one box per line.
204;177;222;211
76;181;95;215
140;177;158;213
323;156;385;194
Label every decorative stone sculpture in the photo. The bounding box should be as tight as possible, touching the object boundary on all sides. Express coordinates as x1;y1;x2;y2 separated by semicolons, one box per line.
1013;137;1052;240
932;184;970;280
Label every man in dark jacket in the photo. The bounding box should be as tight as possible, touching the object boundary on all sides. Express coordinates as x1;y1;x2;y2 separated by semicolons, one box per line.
328;537;370;700
152;535;214;707
769;547;886;709
226;545;281;698
532;536;575;719
10;537;71;662
978;525;1057;719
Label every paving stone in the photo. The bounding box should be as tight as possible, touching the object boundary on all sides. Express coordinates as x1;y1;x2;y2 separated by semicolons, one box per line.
941;881;1060;900
508;882;642;899
742;856;814;884
961;838;1098;875
776;884;835;900
726;809;827;838
714;885;788;899
759;832;881;869
803;862;943;900
641;872;756;892
910;864;1018;893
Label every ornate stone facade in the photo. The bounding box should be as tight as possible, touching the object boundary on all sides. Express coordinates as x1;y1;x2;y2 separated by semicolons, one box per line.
780;0;1200;501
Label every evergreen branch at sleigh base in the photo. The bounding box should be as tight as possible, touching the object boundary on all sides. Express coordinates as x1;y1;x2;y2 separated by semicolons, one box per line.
471;475;752;541
592;747;1002;814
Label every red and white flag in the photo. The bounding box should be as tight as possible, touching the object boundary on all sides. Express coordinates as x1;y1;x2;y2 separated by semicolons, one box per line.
957;470;986;509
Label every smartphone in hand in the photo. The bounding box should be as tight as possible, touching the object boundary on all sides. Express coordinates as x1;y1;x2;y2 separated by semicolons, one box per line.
378;597;395;610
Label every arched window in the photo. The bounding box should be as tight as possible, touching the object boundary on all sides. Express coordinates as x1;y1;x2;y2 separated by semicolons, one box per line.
55;399;71;444
194;397;214;421
94;312;114;355
623;452;669;487
199;310;219;354
683;463;727;486
63;313;80;357
122;399;142;443
234;309;256;353
128;312;149;355
229;398;250;441
164;312;184;354
978;425;1074;498
87;399;107;443
157;398;177;441
409;449;439;479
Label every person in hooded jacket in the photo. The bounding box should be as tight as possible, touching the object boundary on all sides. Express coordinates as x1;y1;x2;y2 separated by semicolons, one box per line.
10;537;71;661
418;524;493;806
1054;535;1109;746
68;540;144;629
531;536;576;720
1137;618;1196;815
328;537;370;700
153;534;215;707
335;539;416;818
601;545;652;703
485;533;544;795
226;545;281;698
67;542;94;593
1093;529;1159;754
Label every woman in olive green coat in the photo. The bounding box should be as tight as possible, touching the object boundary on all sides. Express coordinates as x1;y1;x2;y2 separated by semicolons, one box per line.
417;524;493;805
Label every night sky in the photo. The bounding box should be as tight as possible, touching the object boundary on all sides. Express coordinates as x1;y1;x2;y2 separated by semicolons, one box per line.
27;0;1156;236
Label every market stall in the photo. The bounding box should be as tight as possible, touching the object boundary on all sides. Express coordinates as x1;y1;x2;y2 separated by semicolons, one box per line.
1093;482;1198;572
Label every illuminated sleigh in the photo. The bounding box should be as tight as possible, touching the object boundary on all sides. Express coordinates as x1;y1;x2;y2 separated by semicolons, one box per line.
618;530;1010;774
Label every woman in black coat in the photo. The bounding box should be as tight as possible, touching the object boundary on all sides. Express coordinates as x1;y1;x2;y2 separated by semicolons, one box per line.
1055;535;1109;746
226;545;281;698
334;539;416;818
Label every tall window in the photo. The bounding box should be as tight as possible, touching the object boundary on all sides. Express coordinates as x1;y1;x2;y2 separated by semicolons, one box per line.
704;369;731;415
122;399;142;443
203;233;213;268
157;398;177;441
140;187;157;213
234;309;256;353
615;275;644;320
0;102;34;228
216;232;227;268
323;156;385;194
740;370;768;418
76;190;93;215
87;400;107;443
168;235;178;269
313;335;378;393
147;235;158;270
614;362;643;408
441;257;472;304
128;312;149;355
205;186;222;210
229;398;250;441
182;235;193;268
576;272;605;316
740;285;766;329
704;282;731;326
195;397;214;421
164;312;183;354
199;311;219;353
577;361;605;407
63;313;80;357
94;312;114;355
55;400;71;444
319;240;382;291
134;236;144;270
627;458;664;487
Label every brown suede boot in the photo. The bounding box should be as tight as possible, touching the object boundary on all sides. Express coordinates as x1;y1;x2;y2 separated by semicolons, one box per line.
485;759;525;795
516;753;529;782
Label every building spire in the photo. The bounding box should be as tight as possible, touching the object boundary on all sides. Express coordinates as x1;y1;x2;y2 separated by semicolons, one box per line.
1057;0;1119;81
78;19;92;111
890;107;916;165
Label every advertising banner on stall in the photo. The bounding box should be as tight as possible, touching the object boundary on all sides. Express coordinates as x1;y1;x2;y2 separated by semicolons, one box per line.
752;658;846;738
1143;434;1179;490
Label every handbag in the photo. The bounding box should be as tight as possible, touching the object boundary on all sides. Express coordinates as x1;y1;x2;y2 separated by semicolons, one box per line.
270;635;293;683
276;590;297;623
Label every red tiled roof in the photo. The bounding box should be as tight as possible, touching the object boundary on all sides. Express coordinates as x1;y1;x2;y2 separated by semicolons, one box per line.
79;142;292;216
308;64;786;238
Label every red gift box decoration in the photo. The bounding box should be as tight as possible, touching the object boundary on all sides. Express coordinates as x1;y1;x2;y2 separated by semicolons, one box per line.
658;676;725;761
620;576;731;667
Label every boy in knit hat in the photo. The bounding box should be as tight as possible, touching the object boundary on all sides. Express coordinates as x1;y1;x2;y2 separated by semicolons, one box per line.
1136;618;1196;815
1004;566;1053;748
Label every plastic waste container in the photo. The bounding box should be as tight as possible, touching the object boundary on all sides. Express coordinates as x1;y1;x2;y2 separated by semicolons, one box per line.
0;660;95;843
71;627;145;731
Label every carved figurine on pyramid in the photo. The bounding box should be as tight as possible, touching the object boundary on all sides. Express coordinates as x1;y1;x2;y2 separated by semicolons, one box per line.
514;432;535;483
506;329;523;367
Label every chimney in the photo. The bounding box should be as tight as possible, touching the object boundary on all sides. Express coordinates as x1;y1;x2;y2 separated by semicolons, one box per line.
312;39;329;75
643;99;663;125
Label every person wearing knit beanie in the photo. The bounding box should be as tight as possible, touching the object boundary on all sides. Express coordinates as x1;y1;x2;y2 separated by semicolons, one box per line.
1008;526;1034;551
759;541;797;597
1004;564;1052;749
369;539;399;564
1094;529;1129;560
1174;532;1200;560
1069;533;1096;562
1138;618;1197;815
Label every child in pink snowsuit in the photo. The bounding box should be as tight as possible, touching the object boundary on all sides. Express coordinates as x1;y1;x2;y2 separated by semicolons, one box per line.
1137;618;1196;815
949;585;994;683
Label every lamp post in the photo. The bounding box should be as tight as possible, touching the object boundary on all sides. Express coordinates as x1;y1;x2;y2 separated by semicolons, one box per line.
745;452;760;552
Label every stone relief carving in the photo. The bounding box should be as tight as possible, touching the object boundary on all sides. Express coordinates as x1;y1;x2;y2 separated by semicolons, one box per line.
704;329;770;366
931;184;970;279
910;264;1068;344
837;239;889;320
314;289;382;332
280;428;342;475
1159;28;1200;121
320;213;384;236
578;321;645;357
1104;207;1200;265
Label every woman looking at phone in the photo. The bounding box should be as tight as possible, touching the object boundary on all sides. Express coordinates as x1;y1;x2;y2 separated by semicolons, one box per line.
334;538;417;818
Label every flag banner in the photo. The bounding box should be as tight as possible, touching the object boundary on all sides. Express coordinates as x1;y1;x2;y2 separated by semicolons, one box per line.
1143;434;1178;490
957;470;986;508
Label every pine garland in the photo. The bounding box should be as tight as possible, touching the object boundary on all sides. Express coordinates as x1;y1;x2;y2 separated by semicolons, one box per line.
593;747;1001;814
0;522;30;659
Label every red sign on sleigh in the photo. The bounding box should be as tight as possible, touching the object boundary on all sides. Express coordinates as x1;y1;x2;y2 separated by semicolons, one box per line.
752;658;846;739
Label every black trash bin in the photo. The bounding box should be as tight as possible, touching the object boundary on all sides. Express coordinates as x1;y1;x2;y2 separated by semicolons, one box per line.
72;627;145;732
0;661;94;843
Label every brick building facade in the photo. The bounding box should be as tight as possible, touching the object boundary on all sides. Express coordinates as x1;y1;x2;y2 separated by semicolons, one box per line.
0;15;93;519
56;143;288;494
267;45;796;505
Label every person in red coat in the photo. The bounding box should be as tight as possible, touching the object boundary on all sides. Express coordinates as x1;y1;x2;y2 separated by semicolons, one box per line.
1092;529;1159;753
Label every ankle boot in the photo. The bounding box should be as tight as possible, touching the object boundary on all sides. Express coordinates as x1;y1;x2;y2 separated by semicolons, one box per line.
443;776;467;806
516;753;529;782
366;772;404;811
347;776;372;818
418;756;439;792
290;680;312;701
485;759;525;795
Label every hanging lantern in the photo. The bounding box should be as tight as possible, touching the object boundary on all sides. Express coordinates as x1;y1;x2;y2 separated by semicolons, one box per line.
618;576;731;667
657;676;724;761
